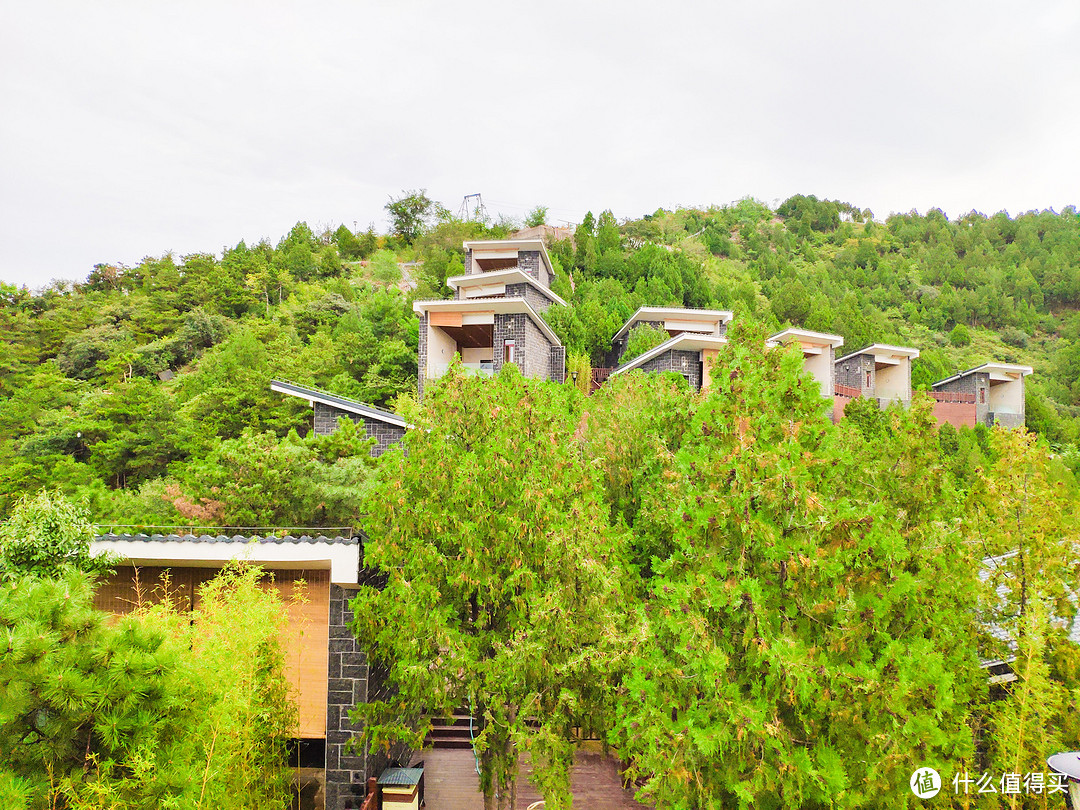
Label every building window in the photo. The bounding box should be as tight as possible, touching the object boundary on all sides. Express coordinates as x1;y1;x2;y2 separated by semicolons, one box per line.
865;371;872;388
979;388;986;404
503;339;515;365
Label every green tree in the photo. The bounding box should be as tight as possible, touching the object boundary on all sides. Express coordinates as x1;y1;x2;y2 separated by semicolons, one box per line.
0;490;104;576
524;205;548;228
949;322;972;347
385;189;440;244
352;365;631;810
621;323;669;363
612;324;981;809
369;248;402;286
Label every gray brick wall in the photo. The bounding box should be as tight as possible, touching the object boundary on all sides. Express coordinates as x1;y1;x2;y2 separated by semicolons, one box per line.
313;402;405;457
523;317;554;381
492;312;522;376
505;282;553;313
834;353;875;394
992;411;1025;429
465;249;474;275
637;348;702;390
492;312;561;383
518;250;542;285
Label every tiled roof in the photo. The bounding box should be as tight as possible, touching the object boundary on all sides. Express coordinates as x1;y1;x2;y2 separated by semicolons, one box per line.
95;533;357;545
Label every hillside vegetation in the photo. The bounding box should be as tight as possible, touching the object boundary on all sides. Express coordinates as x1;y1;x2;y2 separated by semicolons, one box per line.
1;194;1078;524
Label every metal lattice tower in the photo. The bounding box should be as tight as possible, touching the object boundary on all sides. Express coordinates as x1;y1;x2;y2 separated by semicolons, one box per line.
457;193;487;222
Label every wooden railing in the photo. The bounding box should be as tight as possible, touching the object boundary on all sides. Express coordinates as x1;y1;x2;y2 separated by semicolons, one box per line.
360;777;378;810
929;390;976;403
590;367;613;393
834;384;861;398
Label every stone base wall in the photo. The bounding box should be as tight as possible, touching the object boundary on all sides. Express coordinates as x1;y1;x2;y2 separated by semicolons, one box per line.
325;580;410;810
991;411;1025;429
417;314;428;400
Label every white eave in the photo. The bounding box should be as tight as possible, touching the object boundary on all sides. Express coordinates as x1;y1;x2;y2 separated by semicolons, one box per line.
610;333;728;377
933;362;1033;388
767;328;845;349
613;307;735;341
463;238;554;277
446;268;567;307
90;536;361;585
271;380;410;429
835;343;920;364
413;297;562;346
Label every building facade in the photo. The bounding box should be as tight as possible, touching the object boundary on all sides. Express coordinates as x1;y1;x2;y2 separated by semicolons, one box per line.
414;239;567;398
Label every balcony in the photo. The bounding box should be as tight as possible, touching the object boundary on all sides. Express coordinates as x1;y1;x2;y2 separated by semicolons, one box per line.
429;361;494;379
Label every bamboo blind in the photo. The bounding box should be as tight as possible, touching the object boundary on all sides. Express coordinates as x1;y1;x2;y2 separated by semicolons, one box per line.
93;565;330;738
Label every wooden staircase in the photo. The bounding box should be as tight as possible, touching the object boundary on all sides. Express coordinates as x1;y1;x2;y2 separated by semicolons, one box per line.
426;712;477;749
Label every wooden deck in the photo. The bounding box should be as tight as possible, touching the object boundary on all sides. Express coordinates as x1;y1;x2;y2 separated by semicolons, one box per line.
413;748;651;810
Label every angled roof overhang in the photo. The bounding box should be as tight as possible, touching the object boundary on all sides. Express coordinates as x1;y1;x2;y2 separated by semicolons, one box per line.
610;333;728;377
613;307;734;342
271;380;410;429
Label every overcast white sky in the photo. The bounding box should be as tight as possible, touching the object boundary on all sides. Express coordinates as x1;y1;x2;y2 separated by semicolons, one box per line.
2;0;1078;288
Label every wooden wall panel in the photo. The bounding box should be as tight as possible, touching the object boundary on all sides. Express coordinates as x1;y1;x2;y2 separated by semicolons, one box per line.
93;565;330;739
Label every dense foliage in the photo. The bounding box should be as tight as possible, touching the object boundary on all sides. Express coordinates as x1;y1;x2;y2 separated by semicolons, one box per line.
353;323;1078;809
2;197;1079;525
0;495;299;810
353;364;631;810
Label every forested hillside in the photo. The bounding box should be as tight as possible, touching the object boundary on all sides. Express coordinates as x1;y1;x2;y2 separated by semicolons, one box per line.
1;194;1078;524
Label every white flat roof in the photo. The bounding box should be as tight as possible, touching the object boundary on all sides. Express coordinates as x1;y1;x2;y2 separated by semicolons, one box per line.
91;536;362;585
767;328;845;348
933;362;1033;388
412;296;562;346
613;307;734;341
835;343;920;364
610;333;728;376
446;268;567;307
463;239;554;276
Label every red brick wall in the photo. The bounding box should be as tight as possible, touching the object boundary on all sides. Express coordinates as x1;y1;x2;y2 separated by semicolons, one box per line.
833;395;853;422
932;401;976;429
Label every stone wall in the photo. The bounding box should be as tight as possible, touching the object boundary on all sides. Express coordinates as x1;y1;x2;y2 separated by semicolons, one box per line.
522;317;554;381
834;353;875;393
314;402;405;457
518;250;545;287
505;282;553;313
491;312;562;383
637;348;702;390
325;577;410;810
